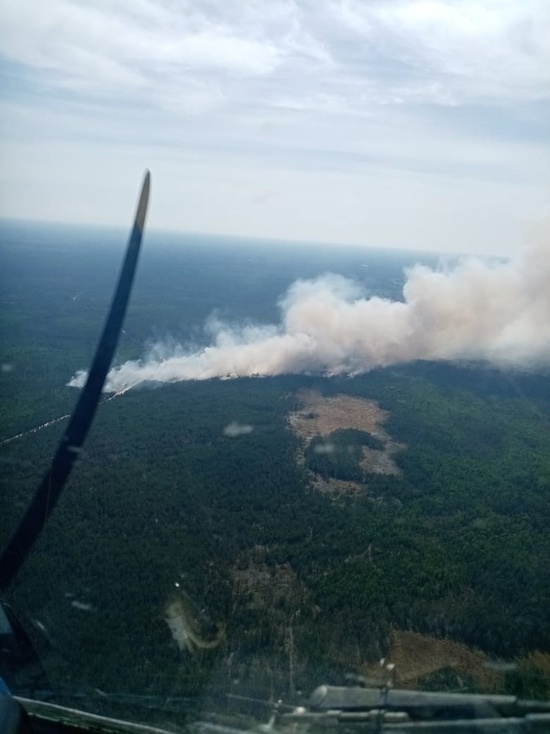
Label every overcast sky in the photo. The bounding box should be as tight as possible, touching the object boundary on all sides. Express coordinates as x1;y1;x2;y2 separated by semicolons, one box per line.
0;0;549;255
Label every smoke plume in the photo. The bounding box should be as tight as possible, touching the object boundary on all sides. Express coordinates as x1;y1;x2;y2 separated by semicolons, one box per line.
69;240;550;393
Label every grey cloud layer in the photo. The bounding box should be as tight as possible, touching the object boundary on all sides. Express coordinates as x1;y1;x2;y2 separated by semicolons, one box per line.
1;1;548;254
1;1;548;113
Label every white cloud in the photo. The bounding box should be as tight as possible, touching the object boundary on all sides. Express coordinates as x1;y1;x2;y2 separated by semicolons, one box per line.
2;0;548;110
0;0;548;253
329;0;550;104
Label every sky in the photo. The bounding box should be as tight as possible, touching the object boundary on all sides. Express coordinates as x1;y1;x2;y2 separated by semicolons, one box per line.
0;0;549;255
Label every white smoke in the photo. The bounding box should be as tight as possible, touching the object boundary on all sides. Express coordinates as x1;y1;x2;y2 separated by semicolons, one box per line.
68;240;550;393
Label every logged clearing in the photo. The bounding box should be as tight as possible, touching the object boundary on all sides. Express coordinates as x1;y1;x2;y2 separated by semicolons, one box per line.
232;560;301;607
387;630;502;690
288;390;389;438
288;390;404;495
360;630;550;693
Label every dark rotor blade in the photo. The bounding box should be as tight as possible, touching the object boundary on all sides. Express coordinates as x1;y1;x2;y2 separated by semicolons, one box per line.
0;171;151;590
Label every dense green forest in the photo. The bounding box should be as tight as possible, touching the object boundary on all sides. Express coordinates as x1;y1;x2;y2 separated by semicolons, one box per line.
1;221;549;726
305;428;385;481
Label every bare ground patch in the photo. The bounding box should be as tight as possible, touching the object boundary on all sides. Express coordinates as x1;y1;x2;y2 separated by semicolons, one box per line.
288;390;389;439
309;476;366;498
231;555;310;618
387;630;502;691
288;390;405;494
361;630;550;694
232;560;298;603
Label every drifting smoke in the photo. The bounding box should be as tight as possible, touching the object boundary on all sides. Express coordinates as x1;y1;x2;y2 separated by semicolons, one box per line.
68;240;550;394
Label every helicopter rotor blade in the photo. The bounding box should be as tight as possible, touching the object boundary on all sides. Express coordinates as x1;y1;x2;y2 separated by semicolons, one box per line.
0;171;151;590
